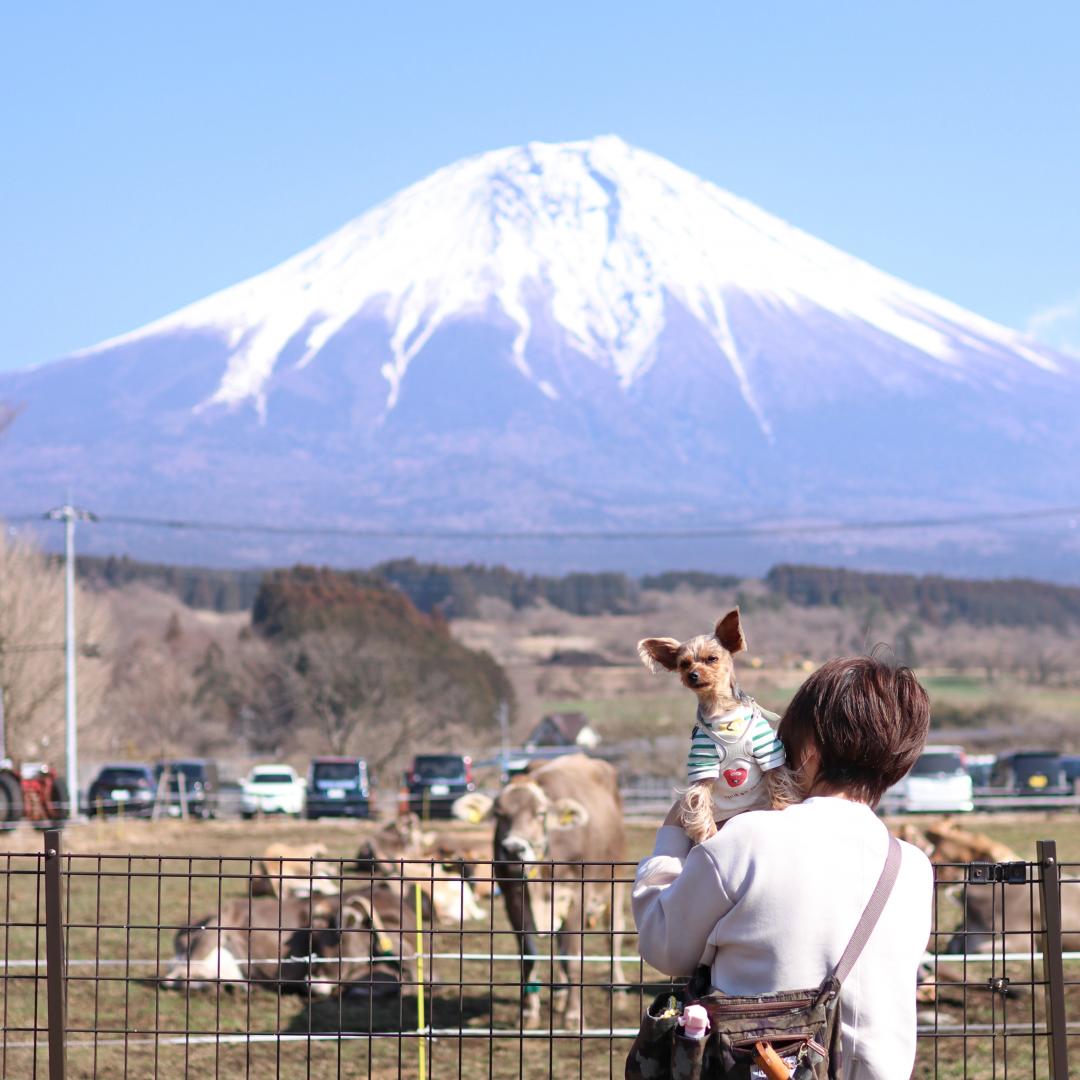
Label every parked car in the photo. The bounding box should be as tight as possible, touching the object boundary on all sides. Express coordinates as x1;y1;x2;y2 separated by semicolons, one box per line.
240;764;305;818
87;763;156;818
1062;754;1080;792
305;757;371;819
153;759;220;819
880;745;974;814
406;753;475;819
991;751;1069;795
965;753;997;791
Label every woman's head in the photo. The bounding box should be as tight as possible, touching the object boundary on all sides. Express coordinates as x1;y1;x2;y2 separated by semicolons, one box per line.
778;655;931;805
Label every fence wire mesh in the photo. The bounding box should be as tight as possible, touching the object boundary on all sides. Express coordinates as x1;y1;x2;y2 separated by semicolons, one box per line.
0;831;1075;1078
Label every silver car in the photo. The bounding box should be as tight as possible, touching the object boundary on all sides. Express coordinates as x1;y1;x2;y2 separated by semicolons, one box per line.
881;745;974;814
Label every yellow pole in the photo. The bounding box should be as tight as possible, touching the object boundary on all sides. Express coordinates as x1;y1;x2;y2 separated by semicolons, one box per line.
414;880;426;1080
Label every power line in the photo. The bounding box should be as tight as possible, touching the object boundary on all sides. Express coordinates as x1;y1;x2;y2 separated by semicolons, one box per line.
3;504;1080;542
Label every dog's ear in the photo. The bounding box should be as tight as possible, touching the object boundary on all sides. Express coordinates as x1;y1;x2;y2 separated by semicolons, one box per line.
714;609;747;654
637;637;681;672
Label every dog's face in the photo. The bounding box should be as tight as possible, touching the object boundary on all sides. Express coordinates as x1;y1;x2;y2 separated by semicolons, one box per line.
637;609;747;707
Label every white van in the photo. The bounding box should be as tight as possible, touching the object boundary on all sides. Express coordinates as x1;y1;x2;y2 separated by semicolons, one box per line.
881;744;974;814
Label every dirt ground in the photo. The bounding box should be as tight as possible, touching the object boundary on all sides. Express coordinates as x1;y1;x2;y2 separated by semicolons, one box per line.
1;813;1078;1079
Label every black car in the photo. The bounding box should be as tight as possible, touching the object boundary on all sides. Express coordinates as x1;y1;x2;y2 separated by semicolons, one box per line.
991;751;1069;795
153;759;220;819
87;763;156;818
305;757;371;819
406;754;475;819
1063;755;1080;792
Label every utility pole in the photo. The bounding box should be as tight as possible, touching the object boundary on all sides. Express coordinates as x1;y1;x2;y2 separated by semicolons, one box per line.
497;700;511;775
45;503;95;816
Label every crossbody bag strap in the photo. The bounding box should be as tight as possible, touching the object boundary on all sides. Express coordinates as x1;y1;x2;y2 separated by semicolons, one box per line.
831;835;902;986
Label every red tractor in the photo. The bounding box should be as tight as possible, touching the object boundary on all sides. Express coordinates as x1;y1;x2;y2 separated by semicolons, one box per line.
0;762;70;826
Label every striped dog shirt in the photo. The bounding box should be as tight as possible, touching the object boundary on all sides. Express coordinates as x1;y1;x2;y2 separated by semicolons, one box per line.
686;701;786;819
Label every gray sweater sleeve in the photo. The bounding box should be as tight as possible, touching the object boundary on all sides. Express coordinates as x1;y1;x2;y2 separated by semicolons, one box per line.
631;825;735;976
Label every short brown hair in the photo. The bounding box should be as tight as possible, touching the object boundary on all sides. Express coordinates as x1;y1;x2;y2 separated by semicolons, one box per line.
778;655;931;805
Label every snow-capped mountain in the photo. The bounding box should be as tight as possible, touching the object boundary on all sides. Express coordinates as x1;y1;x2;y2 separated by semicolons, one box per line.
3;136;1079;572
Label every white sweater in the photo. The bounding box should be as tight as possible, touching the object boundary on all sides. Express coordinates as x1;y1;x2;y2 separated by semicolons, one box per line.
632;798;932;1080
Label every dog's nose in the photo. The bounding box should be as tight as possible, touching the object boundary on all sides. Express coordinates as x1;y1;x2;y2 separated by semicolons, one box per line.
688;671;699;684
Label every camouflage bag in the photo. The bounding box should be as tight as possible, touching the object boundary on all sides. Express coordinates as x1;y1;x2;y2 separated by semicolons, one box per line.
626;837;900;1080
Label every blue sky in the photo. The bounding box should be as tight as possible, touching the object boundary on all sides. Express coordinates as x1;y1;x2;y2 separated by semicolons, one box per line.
2;1;1079;372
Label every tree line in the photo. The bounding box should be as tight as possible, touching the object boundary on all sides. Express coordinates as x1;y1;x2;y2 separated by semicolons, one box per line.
76;553;1080;630
765;564;1080;630
86;563;513;778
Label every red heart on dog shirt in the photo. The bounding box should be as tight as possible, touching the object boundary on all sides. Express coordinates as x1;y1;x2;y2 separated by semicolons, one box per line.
723;768;748;788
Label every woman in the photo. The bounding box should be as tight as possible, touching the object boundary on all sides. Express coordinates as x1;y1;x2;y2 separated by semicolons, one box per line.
633;655;933;1080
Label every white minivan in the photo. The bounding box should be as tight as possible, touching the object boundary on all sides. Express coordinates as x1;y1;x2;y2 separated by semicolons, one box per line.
881;744;974;814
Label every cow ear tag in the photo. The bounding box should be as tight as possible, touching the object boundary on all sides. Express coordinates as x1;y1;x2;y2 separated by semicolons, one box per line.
468;807;483;824
559;807;577;826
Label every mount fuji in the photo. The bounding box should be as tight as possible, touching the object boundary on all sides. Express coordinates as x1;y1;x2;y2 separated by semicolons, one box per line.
3;136;1079;572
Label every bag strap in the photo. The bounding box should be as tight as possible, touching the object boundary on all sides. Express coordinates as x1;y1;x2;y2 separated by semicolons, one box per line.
830;835;902;986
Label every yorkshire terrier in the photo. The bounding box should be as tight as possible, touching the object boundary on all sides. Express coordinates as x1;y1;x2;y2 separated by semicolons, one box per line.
638;608;801;844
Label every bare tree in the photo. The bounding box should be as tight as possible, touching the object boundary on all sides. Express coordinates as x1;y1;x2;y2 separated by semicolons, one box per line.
285;630;421;762
0;529;110;762
101;638;200;759
193;639;299;756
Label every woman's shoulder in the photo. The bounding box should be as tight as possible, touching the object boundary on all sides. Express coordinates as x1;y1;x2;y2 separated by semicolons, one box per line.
895;835;935;886
701;799;817;856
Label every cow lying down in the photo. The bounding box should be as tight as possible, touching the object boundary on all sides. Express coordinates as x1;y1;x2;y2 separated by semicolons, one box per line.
250;842;339;899
163;886;423;999
352;816;487;925
895;821;1080;961
162;896;314;992
306;882;422;998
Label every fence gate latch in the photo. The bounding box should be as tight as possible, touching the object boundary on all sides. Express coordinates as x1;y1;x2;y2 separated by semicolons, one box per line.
966;862;1028;884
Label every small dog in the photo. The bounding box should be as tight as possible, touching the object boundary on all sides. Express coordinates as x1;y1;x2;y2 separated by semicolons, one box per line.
638;608;800;844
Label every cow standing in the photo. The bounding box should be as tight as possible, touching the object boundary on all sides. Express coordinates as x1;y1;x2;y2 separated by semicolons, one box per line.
454;753;627;1028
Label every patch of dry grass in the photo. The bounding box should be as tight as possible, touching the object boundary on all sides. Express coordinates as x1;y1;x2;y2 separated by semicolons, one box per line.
1;815;1078;1078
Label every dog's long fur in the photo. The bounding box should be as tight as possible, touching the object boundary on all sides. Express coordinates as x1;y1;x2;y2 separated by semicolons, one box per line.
638;609;801;843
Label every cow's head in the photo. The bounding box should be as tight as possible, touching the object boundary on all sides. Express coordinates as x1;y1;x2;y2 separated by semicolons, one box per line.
161;921;246;990
454;779;589;865
307;893;396;997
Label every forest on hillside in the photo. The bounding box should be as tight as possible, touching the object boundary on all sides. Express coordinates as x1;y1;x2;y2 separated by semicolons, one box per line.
76;553;1080;630
11;548;511;775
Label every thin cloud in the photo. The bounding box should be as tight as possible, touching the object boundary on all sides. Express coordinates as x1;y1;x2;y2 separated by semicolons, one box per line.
1028;293;1080;356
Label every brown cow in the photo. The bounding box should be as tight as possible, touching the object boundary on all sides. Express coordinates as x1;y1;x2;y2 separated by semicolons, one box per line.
250;842;339;898
454;753;627;1029
162;896;313;991
306;882;422;998
352;815;487;924
893;822;1080;956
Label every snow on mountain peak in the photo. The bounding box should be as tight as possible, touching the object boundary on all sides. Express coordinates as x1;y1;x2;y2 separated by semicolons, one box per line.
83;135;1064;429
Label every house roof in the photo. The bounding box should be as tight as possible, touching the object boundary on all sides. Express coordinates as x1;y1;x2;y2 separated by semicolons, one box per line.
535;711;591;743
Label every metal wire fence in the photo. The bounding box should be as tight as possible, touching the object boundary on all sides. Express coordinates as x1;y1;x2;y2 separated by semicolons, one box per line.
0;831;1075;1078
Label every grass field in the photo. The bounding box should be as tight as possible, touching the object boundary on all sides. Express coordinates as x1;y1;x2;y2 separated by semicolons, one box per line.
1;813;1078;1078
542;667;1080;748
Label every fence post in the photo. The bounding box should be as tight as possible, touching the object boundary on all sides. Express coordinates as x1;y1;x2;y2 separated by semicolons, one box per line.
1036;839;1068;1080
43;828;67;1080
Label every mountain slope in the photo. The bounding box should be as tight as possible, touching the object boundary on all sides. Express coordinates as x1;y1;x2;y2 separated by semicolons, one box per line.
2;136;1078;571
